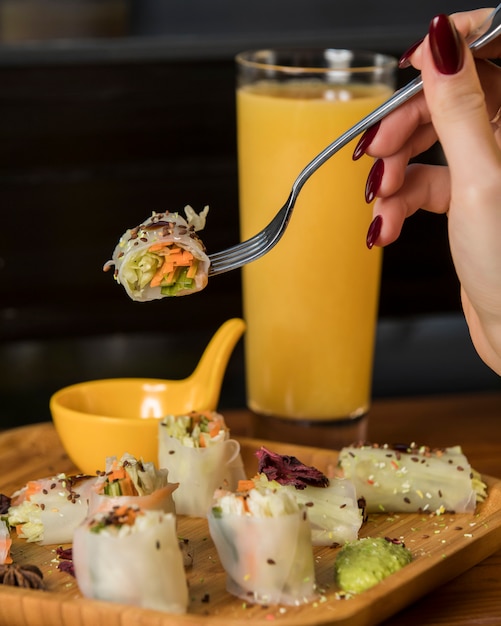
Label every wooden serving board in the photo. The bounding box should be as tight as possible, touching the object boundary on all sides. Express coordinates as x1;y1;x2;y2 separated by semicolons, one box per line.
2;423;501;626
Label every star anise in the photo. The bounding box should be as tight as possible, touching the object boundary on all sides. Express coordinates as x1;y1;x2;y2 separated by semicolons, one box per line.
0;563;46;590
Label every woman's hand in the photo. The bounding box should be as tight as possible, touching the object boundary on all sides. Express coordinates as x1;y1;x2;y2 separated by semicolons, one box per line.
356;8;501;373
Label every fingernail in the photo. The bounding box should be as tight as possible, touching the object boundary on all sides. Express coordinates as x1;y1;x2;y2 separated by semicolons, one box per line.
352;121;381;161
398;37;424;69
366;215;382;249
365;159;384;203
429;14;464;74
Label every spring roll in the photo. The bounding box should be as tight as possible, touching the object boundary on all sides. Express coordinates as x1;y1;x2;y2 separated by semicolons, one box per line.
252;473;362;546
8;473;98;545
158;411;244;517
338;442;487;514
103;205;210;300
0;520;12;564
256;446;363;545
88;453;178;516
208;482;317;606
73;506;188;613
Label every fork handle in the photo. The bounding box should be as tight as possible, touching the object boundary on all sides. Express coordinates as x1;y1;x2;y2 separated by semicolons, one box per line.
293;2;501;195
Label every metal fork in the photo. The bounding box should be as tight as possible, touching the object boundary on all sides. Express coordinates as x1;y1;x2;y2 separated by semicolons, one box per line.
208;3;501;276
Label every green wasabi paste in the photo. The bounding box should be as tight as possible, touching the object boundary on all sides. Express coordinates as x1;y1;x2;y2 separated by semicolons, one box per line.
334;536;412;594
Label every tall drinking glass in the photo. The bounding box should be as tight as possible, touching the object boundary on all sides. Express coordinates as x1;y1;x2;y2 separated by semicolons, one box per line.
236;49;397;447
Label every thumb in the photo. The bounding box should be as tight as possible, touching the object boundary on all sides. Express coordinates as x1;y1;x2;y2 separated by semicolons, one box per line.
421;14;500;190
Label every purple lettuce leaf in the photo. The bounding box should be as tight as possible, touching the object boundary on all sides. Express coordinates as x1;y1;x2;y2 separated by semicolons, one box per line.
256;446;329;490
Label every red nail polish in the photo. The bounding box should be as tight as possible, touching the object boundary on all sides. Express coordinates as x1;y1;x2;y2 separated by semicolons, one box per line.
429;14;464;75
366;215;382;249
352;121;381;161
365;159;384;203
398;37;424;69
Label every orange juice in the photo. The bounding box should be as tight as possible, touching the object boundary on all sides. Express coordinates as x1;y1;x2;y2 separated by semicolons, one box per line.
238;80;393;420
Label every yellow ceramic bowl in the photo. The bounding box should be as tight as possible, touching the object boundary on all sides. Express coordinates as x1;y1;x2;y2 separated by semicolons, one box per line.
50;318;245;474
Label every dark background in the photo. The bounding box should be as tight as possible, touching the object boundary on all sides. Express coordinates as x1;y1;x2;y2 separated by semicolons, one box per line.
0;0;499;428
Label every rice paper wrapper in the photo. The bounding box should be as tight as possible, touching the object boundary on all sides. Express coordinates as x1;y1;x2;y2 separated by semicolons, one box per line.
88;483;178;517
285;478;363;546
0;520;12;564
73;511;188;614
338;443;478;514
208;509;317;606
225;447;247;489
88;456;178;516
158;432;243;517
8;475;98;545
104;207;210;301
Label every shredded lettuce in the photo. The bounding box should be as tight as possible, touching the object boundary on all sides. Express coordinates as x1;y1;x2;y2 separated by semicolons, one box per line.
8;501;43;543
472;468;488;503
121;250;163;293
160;412;227;448
213;482;301;518
100;453;169;497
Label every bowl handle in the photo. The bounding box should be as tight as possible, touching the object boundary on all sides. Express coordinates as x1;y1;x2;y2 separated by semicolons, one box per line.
189;318;245;408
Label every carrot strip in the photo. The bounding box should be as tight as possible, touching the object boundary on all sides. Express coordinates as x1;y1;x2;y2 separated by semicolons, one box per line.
236;494;251;513
209;422;221;438
148;242;170;252
113;505;141;525
237;480;256;492
147;243;197;288
107;466;127;482
105;465;138;496
170;246;183;254
150;260;174;287
25;481;42;497
186;261;198;279
117;474;138;496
